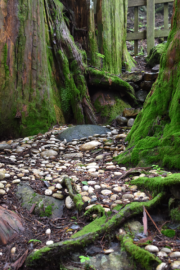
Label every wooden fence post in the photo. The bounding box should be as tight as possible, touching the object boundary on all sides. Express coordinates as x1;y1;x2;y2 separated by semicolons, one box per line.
134;7;139;55
147;0;155;54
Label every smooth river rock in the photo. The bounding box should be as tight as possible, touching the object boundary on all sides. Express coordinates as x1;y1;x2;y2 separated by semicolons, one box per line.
56;125;110;142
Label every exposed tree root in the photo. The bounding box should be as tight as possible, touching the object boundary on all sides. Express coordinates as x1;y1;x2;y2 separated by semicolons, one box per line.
130;173;180;195
117;234;162;270
61;177;84;212
25;192;165;268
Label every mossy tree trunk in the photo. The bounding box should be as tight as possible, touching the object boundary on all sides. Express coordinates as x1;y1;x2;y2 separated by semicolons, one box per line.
116;0;180;169
92;0;135;73
0;0;97;138
0;0;135;138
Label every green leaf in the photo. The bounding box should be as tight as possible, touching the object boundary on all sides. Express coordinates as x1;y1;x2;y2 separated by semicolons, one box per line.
28;239;42;244
82;181;88;185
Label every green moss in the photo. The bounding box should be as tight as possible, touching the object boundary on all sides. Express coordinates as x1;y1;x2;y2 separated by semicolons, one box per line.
130;173;180;196
119;235;161;270
84;204;105;217
116;0;180;170
72;192;164;239
170;206;180;222
3;44;9;81
39;203;54;217
161;229;176;238
146;43;166;67
94;96;131;124
73;194;84;212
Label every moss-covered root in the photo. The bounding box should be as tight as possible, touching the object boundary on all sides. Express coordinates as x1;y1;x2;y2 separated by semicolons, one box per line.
117;234;161;270
84;204;105;217
88;68;138;106
61;177;84;212
130;173;180;196
25;192;165;268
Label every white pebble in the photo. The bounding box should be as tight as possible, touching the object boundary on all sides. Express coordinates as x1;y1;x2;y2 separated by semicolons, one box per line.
145;245;159;253
45;189;52;196
156;263;167;270
46;240;54;246
46;229;51;235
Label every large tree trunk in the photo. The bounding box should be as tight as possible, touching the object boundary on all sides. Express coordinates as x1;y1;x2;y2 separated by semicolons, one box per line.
116;0;180;169
0;0;134;138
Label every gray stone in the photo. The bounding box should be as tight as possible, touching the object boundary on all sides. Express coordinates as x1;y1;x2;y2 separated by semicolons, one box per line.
152;64;160;72
63;153;83;159
16;183;64;218
136;90;148;102
121;72;143;82
116;116;128;125
41;150;58;158
56;125;110;142
0;144;12;150
127;118;135;127
127;221;143;234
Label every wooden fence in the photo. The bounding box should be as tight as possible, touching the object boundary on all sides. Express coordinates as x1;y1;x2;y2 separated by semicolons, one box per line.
127;0;174;55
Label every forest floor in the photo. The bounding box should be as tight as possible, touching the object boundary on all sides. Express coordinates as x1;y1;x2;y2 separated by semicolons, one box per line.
0;124;180;270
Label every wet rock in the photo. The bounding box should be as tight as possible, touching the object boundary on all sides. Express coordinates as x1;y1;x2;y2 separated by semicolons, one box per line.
16;183;64;218
57;125;110;142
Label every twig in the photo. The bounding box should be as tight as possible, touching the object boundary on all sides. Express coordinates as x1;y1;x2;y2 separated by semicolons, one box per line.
144;207;161;234
118;167;151;180
160;220;170;231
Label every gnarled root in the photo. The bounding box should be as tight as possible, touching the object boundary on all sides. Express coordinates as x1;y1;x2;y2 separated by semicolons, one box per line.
25;192;165;268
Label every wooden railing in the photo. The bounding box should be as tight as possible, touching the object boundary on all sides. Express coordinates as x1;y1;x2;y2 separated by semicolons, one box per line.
127;0;174;55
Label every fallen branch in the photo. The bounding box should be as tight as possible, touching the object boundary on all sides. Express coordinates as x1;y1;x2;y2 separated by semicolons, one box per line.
25;192;165;268
118;167;151;180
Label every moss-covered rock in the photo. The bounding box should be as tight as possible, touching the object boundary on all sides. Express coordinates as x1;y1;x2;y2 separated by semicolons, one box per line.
146;43;166;67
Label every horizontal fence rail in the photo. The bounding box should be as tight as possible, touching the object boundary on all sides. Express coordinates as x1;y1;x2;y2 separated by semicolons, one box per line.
127;0;174;55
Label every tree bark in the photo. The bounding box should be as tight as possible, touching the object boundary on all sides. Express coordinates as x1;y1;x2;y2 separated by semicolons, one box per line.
0;0;135;138
116;0;180;169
